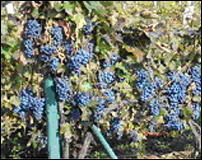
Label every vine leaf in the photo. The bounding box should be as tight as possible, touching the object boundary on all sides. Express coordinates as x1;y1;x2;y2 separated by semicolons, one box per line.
125;46;144;63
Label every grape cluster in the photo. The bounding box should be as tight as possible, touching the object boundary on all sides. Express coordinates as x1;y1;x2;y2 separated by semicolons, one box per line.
135;69;150;90
40;54;49;62
68;49;93;74
72;92;90;107
165;71;191;104
148;121;157;132
25;20;40;39
71;108;80;120
178;72;191;87
51;24;63;46
33;97;45;120
49;57;59;71
64;40;72;54
164;119;183;131
103;54;119;68
191;103;200;120
24;39;34;58
164;72;190;130
104;89;115;104
110;117;121;132
94;99;106;121
13;89;45;120
135;69;163;102
148;100;160;116
135;68;188;131
135;69;154;101
88;42;94;55
97;71;114;88
165;103;180;121
83;19;92;35
56;77;71;102
40;45;58;71
40;45;57;55
152;77;163;89
189;66;201;95
129;130;138;142
165;81;187;104
35;136;47;149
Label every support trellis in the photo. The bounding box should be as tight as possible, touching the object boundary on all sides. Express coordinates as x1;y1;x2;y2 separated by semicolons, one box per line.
45;75;60;159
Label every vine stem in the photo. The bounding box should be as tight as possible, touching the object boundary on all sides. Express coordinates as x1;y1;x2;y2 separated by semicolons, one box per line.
78;132;93;159
188;119;201;154
58;101;70;159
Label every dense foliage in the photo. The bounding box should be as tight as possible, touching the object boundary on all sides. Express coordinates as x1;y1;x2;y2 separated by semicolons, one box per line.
1;1;201;159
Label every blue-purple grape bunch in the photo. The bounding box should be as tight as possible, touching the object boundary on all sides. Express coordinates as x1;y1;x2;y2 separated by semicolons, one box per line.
14;89;45;120
93;99;106;122
49;57;59;71
164;119;184;131
189;66;201;96
103;54;119;68
191;103;200;120
164;71;192;130
51;24;63;46
40;45;59;71
72;92;90;107
24;20;41;39
110;117;121;133
148;100;160;116
135;69;163;102
71;108;80;120
35;136;47;149
135;68;189;131
23;20;41;59
165;71;189;104
104;89;115;104
56;76;71;102
148;121;157;132
83;19;92;35
24;39;34;58
68;48;93;74
97;71;114;88
40;45;57;56
64;40;72;54
135;69;154;101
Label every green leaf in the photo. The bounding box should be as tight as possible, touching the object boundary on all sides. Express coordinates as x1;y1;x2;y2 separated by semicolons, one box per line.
31;8;39;18
192;95;201;102
99;1;113;8
1;22;8;35
54;1;64;12
72;13;86;29
64;2;74;15
80;82;92;92
157;116;164;124
33;141;37;149
83;1;93;13
61;123;72;139
10;96;20;106
88;1;108;17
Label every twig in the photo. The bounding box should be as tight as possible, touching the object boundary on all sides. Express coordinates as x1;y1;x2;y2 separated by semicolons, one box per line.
190;119;201;133
58;101;70;159
78;132;94;159
188;119;201;154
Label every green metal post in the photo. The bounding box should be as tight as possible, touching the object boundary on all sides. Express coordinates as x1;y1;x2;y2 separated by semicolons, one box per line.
91;124;118;159
45;75;60;159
